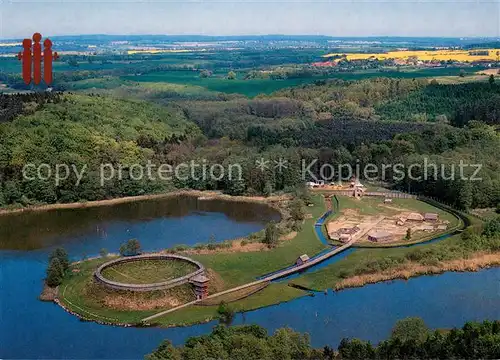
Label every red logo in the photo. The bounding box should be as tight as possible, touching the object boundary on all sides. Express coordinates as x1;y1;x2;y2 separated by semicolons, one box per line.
18;33;59;85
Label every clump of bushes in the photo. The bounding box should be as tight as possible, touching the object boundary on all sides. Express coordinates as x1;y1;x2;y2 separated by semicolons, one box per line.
194;243;206;251
119;239;142;256
216;301;235;325
353;256;406;276
248;231;264;242
220;240;233;249
291;220;303;232
207;234;218;250
172;244;189;253
289;199;306;222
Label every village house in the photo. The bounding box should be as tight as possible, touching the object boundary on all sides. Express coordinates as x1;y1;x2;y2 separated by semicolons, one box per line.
368;230;393;243
329;226;361;242
421;225;435;232
424;213;439;221
396;217;406;226
339;234;352;242
407;212;424;222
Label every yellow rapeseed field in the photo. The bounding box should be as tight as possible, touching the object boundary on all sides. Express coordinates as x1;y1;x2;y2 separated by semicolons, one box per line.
323;49;500;62
127;49;196;55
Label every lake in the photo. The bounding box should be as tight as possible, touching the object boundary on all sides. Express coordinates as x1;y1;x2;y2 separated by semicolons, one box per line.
1;196;499;359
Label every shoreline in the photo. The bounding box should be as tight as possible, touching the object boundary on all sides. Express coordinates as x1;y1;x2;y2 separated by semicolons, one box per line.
0;190;289;216
54;256;500;328
333;252;500;291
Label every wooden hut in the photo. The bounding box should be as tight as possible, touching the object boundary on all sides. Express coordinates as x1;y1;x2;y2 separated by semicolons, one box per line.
424;213;439;221
368;230;393;243
339;234;352;242
407;213;424;222
296;254;310;266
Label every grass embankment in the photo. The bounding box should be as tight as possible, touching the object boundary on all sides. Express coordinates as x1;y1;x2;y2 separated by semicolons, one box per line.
101;259;198;284
57;194;327;326
59;257;156;324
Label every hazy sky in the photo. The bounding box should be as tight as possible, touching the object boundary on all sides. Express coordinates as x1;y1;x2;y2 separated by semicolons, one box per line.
0;0;499;40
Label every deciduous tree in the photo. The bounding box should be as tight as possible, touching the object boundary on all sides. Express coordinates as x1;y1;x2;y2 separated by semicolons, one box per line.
264;221;279;248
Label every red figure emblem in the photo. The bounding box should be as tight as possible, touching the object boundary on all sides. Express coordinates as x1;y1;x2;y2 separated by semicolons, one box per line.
32;33;42;85
18;39;32;85
18;33;59;85
43;39;59;85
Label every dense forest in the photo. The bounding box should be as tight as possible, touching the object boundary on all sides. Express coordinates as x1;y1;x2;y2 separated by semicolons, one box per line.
146;318;500;359
1;77;500;210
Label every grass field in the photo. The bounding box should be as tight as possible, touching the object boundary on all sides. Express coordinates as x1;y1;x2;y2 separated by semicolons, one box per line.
122;67;485;97
323;49;500;62
1;54;485;98
190;194;328;288
336;196;458;223
101;259;198;284
122;71;325;97
152;283;306;327
63;78;219;101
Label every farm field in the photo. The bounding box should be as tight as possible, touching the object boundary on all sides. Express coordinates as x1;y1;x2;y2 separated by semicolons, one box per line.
323;49;500;62
1;48;489;98
123;71;327;97
122;67;484;97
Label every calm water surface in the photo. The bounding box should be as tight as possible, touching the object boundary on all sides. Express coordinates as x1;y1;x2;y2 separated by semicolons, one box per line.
1;197;499;359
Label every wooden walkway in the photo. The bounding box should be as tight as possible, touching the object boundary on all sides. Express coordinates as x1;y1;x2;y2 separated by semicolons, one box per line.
141;240;354;323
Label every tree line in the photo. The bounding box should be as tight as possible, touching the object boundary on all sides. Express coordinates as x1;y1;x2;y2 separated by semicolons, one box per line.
2;77;500;211
146;318;500;360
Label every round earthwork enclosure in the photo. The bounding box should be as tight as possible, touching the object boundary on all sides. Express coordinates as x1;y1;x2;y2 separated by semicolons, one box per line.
94;254;205;292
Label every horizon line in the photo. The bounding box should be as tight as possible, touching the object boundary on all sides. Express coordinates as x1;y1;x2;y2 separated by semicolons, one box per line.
2;33;499;41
